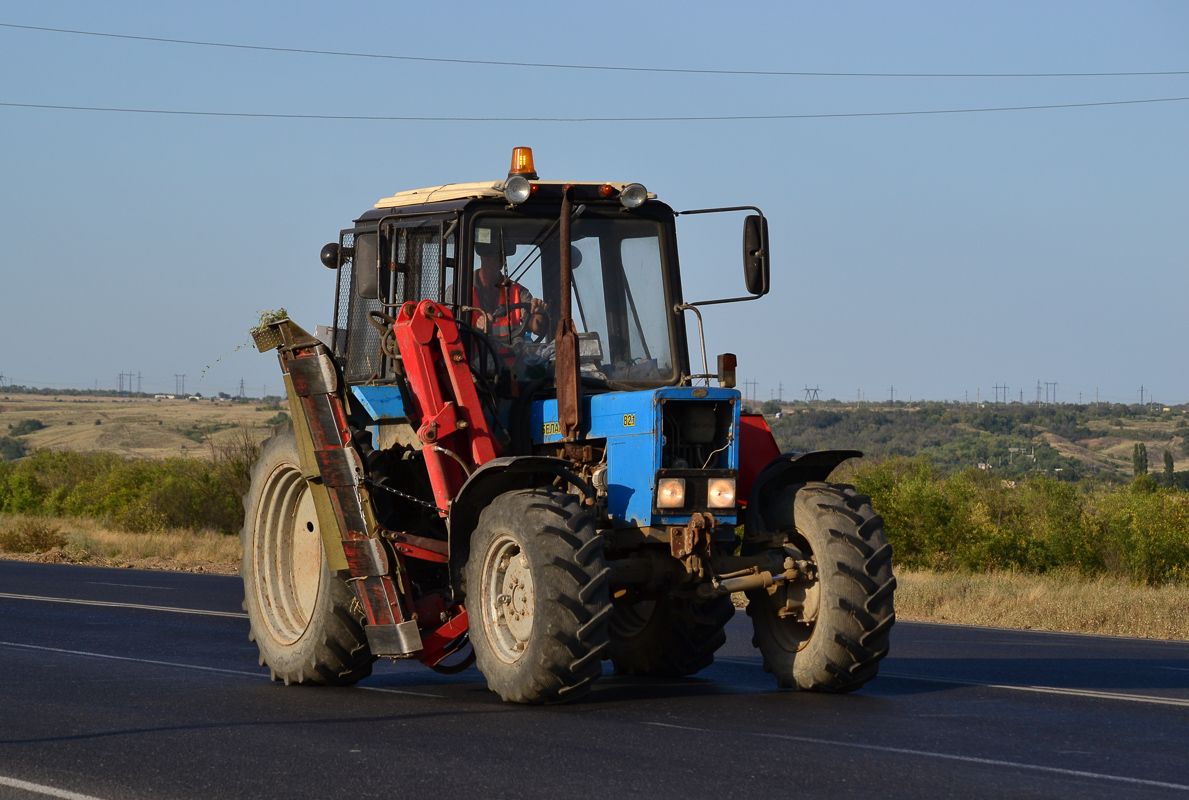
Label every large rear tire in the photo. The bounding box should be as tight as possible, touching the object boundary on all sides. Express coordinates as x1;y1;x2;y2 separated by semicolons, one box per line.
465;488;612;704
240;423;374;685
747;482;895;692
608;594;735;677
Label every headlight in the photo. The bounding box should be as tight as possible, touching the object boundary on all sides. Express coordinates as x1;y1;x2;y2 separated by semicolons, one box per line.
656;478;686;508
503;175;532;204
619;183;647;209
707;478;736;509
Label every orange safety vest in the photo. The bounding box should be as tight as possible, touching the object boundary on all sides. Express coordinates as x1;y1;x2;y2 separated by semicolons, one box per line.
472;282;527;340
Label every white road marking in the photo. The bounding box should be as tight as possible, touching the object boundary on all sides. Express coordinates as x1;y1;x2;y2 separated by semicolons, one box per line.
0;641;266;677
0;641;444;698
360;685;446;699
0;774;109;800
0;592;246;618
1157;666;1189;672
86;581;175;590
644;722;1189;791
715;656;1189;708
880;671;1189;708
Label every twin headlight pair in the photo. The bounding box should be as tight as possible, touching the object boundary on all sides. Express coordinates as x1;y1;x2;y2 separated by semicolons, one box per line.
656;477;737;510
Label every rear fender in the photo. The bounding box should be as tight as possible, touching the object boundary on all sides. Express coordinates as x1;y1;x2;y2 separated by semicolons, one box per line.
745;449;862;539
448;456;593;600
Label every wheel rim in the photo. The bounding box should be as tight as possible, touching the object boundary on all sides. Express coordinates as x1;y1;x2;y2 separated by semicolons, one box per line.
480;535;535;664
253;463;324;645
762;533;820;652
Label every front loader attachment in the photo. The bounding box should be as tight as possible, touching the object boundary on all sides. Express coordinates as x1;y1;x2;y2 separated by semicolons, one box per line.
252;318;422;656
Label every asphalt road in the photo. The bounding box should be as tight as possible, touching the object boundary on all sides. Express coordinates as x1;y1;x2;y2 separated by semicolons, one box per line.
2;560;1188;800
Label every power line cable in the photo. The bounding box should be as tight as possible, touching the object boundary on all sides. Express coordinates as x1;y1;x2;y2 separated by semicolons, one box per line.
2;96;1187;123
2;22;1187;78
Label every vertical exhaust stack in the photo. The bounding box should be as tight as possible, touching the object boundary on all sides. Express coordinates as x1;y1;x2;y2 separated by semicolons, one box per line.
555;185;582;440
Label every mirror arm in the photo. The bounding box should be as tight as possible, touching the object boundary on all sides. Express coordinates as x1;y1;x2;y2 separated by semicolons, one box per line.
675;205;765;218
682;294;764;308
674;303;710;386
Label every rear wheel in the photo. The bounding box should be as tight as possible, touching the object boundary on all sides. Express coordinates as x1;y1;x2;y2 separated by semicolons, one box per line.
608;594;735;676
747;482;895;692
465;488;611;704
240;423;373;685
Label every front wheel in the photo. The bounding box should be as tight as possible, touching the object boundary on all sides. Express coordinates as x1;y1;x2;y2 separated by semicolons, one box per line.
465;488;612;704
747;482;895;692
240;423;374;685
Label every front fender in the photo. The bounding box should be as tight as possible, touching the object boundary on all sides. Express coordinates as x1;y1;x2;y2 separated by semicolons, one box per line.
745;449;862;539
447;456;592;599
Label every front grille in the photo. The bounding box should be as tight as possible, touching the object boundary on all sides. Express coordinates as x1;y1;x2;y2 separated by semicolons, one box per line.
660;399;733;469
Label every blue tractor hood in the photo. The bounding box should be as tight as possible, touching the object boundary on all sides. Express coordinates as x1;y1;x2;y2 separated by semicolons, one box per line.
531;386;741;529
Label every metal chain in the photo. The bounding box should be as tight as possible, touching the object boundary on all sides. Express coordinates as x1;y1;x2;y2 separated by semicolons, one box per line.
361;475;446;515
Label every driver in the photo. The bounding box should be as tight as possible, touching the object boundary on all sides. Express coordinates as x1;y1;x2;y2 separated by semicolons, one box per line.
471;241;550;341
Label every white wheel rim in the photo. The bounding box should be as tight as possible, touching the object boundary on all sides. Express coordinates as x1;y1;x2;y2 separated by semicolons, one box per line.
253;464;324;645
480;535;535;664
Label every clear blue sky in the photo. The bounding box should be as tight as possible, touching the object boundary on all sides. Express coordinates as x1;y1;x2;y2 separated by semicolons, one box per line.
1;2;1185;404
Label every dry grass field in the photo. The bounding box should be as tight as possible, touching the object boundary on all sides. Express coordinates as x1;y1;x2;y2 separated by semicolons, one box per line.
893;568;1189;640
0;514;240;574
0;394;284;460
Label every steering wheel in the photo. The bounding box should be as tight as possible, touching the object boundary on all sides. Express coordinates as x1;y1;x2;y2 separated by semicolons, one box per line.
492;302;544;341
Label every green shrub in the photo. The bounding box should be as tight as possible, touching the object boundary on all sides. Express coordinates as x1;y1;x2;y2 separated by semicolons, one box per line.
0;437;26;461
849;456;1189;585
0;430;258;535
9;419;46;436
0;518;67;553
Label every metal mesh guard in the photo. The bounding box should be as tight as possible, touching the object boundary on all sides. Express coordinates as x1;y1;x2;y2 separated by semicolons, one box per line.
251;325;285;352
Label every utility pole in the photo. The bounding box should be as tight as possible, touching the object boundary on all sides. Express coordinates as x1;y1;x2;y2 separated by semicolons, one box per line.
1036;380;1042;404
1140;385;1145;406
889;386;895;405
137;371;142;395
237;378;246;399
778;382;783;402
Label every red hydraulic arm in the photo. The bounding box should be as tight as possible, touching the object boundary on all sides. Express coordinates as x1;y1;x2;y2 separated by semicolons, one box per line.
392;299;500;512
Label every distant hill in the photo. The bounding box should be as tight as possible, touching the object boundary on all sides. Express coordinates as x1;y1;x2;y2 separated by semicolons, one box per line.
0;394;285;462
759;401;1189;482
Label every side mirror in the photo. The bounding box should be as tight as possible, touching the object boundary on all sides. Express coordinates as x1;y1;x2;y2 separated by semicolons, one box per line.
320;242;340;269
354;232;379;299
743;215;770;297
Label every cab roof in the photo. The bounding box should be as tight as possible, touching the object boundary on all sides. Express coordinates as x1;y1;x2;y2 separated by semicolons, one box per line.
375;181;657;209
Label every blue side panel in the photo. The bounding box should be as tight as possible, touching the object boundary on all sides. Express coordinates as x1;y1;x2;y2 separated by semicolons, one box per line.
350;385;409;421
607;435;656;527
531;391;658;442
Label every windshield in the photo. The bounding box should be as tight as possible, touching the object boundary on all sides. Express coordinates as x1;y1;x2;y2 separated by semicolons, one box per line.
466;212;675;385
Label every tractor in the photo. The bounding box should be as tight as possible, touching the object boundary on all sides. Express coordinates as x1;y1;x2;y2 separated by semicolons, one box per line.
243;147;895;703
